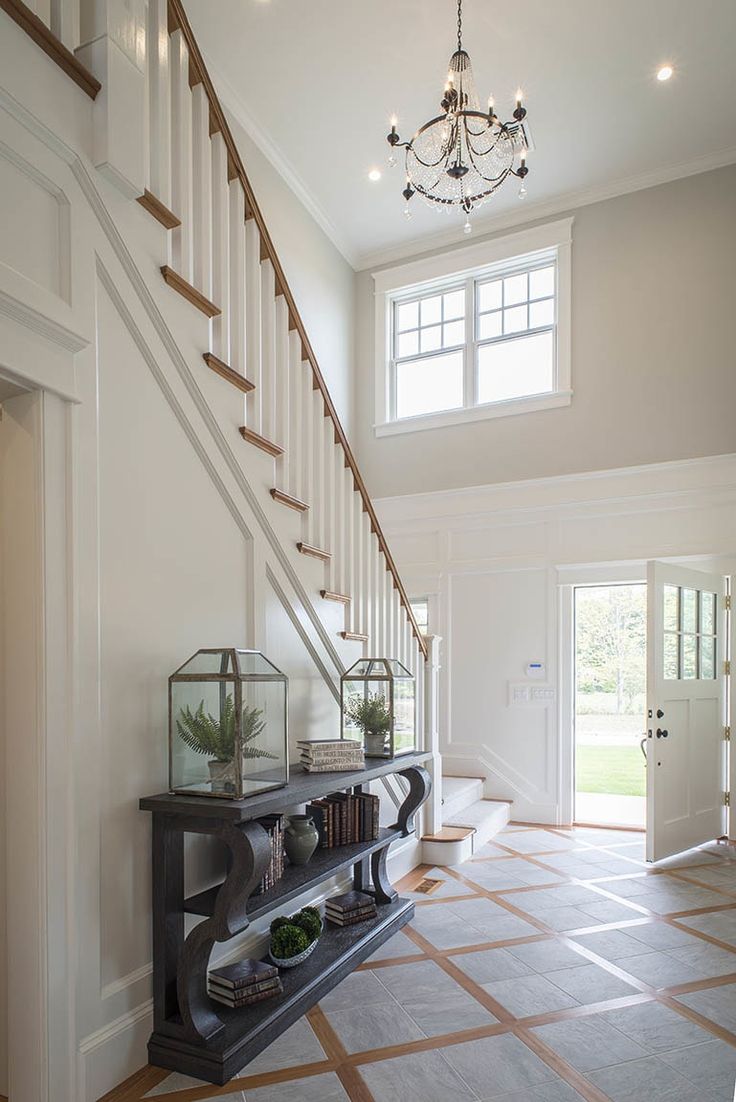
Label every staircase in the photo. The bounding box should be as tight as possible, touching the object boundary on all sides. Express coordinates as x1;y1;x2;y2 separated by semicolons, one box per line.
422;774;512;865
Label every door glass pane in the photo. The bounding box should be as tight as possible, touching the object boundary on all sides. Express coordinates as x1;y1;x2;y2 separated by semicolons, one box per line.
682;634;698;679
700;634;715;680
682;588;697;633
477;331;554;404
395;350;464;419
663;632;680;680
420;295;442;326
701;591;716;636
443;289;465;320
663;585;679;633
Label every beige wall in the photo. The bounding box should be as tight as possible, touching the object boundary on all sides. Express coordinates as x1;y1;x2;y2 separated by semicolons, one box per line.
225;110;356;435
355;165;736;498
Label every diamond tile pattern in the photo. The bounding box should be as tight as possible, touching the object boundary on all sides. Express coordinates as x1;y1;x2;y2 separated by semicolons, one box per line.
127;827;736;1102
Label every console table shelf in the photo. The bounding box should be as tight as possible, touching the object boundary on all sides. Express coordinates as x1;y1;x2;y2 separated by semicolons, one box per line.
140;752;431;1085
185;825;402;919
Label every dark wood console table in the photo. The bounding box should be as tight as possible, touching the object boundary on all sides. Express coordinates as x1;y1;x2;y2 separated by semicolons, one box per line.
140;752;431;1084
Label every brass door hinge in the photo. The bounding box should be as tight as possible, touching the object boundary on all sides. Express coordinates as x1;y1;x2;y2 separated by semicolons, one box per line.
725;792;731;808
726;726;731;742
726;660;732;677
725;594;732;611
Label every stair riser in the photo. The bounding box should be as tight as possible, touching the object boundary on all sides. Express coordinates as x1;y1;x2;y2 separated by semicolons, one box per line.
441;779;485;823
422;835;474;867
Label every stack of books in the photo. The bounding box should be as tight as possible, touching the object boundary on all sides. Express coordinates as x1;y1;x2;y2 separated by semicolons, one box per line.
307;792;380;848
325;890;377;927
298;738;364;773
253;814;285;896
207;959;283;1009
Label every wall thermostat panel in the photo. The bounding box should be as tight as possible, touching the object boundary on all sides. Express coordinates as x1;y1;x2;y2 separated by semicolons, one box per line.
525;662;546;679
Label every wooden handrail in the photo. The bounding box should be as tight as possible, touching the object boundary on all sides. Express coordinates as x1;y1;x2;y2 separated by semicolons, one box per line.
167;0;427;658
0;0;101;99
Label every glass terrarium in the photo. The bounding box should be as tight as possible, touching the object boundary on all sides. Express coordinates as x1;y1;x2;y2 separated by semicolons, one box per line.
341;659;416;759
169;649;288;799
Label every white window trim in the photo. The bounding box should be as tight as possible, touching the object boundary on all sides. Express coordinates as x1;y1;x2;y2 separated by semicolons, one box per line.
373;218;573;436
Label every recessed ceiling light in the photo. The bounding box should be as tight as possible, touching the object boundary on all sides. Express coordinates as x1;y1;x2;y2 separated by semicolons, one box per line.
368;169;382;182
657;65;674;82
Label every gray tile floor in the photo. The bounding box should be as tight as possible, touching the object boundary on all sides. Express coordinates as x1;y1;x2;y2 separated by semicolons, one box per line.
138;826;736;1102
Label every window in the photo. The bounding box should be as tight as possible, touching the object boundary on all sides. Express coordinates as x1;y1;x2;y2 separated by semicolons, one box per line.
409;597;429;634
663;585;718;680
374;219;572;435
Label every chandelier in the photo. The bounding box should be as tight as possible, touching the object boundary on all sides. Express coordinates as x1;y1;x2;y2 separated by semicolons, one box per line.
386;0;531;233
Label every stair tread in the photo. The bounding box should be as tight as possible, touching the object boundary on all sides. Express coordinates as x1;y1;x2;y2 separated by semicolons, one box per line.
339;632;368;642
320;590;350;604
421;826;475;842
239;427;284;457
204;353;255;394
296;542;330;562
442;776;484;799
445;798;512;830
270;488;309;512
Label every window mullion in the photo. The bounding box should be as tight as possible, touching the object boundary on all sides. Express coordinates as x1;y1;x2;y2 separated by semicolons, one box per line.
464;276;474;409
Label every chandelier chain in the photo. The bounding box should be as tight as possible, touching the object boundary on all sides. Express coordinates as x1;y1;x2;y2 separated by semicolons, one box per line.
457;0;462;52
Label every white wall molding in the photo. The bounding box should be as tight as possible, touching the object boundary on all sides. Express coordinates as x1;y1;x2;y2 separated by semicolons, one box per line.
377;454;736;826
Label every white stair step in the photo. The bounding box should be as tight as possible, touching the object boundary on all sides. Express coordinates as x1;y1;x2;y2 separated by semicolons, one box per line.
444;798;512;850
441;775;484;822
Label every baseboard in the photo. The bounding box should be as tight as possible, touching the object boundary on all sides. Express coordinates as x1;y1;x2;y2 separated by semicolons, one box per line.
78;835;424;1101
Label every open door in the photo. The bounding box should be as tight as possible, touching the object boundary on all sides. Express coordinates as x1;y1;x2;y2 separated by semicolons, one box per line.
646;562;728;862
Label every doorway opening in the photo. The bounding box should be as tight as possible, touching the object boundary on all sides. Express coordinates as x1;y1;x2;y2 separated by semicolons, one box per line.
574;583;647;828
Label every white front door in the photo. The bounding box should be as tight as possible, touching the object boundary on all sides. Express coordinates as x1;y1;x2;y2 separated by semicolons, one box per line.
646;562;727;862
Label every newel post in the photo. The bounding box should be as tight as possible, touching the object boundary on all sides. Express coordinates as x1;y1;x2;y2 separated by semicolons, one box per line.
76;0;147;197
423;634;443;835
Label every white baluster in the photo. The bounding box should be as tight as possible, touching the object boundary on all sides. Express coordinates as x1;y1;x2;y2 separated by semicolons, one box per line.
273;296;290;480
260;259;275;442
146;0;171;206
30;0;51;28
170;29;193;280
211;133;230;362
392;590;402;662
345;481;356;629
326;438;341;595
312;391;326;551
361;513;373;647
227;180;246;378
51;0;80;53
302;361;315;541
245;219;262;426
374;548;385;656
192;83;212;298
353;495;365;635
288;332;303;501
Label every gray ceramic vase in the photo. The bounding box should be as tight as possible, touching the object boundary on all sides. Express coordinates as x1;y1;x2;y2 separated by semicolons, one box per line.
284;814;319;866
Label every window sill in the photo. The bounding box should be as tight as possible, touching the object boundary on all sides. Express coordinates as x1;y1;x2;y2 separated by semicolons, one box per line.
374;389;572;437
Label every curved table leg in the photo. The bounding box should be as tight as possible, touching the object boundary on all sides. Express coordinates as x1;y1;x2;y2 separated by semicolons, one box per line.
392;764;432;837
177;820;271;1042
370;843;398;904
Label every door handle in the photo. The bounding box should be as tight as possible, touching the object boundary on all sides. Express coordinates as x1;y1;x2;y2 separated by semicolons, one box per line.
640;737;647;762
656;728;669;739
656;709;665;719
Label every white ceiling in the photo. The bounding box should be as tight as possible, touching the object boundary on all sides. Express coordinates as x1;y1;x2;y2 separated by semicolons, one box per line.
184;0;736;269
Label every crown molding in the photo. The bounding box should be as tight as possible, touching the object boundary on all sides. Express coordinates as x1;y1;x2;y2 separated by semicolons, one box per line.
202;50;359;269
357;147;736;272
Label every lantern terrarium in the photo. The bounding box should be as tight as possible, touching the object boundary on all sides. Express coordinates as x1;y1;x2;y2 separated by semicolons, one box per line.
169;648;288;799
341;659;416;759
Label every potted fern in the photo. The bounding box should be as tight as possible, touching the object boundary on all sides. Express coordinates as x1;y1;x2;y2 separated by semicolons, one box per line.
176;695;277;792
344;693;391;757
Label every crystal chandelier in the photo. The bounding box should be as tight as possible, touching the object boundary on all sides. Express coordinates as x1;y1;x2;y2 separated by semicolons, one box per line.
386;0;531;233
